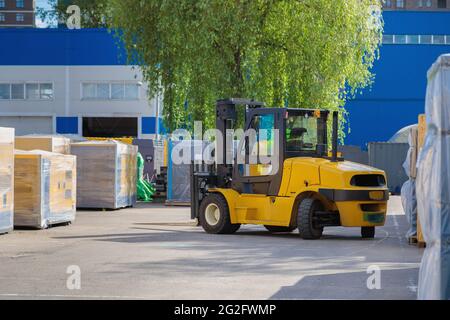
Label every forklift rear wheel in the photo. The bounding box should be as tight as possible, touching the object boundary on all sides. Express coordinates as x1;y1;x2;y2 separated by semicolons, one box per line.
297;198;324;240
199;193;240;234
361;226;375;239
264;225;296;233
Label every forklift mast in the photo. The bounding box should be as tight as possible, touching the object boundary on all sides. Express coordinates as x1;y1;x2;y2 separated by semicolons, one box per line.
215;99;265;187
190;99;265;219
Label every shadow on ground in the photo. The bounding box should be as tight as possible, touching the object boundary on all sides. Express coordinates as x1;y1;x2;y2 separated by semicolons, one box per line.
271;267;419;300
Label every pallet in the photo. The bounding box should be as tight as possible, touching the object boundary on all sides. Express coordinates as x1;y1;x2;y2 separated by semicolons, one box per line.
165;201;191;207
408;235;426;248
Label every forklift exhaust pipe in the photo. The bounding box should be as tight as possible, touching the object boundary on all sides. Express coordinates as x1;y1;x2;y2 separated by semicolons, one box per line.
332;111;338;162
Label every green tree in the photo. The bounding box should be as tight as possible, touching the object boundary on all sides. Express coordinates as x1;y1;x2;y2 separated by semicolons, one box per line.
37;0;111;28
110;0;383;135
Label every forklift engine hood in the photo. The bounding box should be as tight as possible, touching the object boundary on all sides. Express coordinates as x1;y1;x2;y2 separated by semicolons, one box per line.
318;160;386;189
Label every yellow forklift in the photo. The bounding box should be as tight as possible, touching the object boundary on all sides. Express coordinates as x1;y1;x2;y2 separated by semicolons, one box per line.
191;99;388;239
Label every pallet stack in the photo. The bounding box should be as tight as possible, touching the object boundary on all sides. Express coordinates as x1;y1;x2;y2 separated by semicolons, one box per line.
15;135;71;155
14;150;77;229
70;140;137;209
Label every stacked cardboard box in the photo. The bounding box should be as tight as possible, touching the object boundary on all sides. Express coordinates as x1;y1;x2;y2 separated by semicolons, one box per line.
14;150;77;229
15;135;71;155
71;140;137;209
0;127;14;234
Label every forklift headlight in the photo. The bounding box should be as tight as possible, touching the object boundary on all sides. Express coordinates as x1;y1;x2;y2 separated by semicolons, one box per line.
369;191;384;201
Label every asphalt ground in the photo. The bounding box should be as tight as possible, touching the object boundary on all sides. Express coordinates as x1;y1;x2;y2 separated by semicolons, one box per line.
0;196;423;300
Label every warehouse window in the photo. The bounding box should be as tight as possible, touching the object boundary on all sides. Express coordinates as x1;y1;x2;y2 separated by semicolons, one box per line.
82;82;140;100
406;35;419;44
0;13;5;22
16;0;24;8
0;84;10;99
396;0;405;8
40;83;54;100
395;35;407;44
0;0;5;8
11;84;25;100
418;0;433;7
16;13;24;22
421;35;433;44
0;83;53;100
382;35;394;44
383;34;450;45
433;35;446;44
26;83;40;99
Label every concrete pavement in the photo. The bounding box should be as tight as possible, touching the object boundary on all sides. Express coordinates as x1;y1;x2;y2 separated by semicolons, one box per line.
0;196;423;299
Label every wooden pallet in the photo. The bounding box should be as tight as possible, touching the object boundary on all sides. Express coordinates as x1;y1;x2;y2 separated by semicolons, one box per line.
165;200;191;207
408;235;426;248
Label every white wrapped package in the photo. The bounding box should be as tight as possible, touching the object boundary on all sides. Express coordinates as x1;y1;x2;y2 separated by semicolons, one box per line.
401;127;418;238
0;127;14;234
416;54;450;300
403;126;418;179
71;140;137;209
401;179;417;239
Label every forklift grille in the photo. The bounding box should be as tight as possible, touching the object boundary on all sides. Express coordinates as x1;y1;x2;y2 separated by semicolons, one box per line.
350;174;386;187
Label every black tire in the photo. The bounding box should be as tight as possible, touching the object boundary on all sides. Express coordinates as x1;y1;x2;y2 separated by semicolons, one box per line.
264;225;296;233
361;226;375;239
199;193;240;234
297;198;324;240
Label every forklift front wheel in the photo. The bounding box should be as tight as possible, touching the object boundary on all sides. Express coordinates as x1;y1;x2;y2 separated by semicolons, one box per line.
199;194;240;234
297;198;324;240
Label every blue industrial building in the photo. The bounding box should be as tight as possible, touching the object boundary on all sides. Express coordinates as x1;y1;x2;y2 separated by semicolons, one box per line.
0;28;165;137
0;11;449;143
345;10;450;148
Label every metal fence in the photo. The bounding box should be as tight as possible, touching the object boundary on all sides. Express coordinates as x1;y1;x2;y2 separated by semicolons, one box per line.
368;142;409;195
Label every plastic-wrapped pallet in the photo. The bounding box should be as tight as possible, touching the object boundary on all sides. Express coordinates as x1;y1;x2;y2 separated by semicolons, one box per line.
416;54;450;300
401;127;418;238
15;135;71;155
71;140;137;209
0;127;14;234
14;150;76;229
167;140;208;205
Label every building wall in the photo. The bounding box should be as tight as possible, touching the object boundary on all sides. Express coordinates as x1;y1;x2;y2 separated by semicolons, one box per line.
0;0;35;28
345;11;450;148
0;66;162;137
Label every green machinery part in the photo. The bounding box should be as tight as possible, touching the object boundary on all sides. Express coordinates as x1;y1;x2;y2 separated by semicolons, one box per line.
137;152;155;202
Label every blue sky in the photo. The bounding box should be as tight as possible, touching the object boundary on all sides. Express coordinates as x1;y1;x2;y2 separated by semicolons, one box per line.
35;0;53;27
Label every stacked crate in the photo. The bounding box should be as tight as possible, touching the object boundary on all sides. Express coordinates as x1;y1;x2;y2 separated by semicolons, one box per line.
0;127;14;234
14;150;77;229
15;135;71;155
71;140;137;209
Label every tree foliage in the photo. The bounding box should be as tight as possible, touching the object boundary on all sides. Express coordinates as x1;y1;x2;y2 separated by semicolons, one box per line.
113;0;383;135
37;0;110;28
